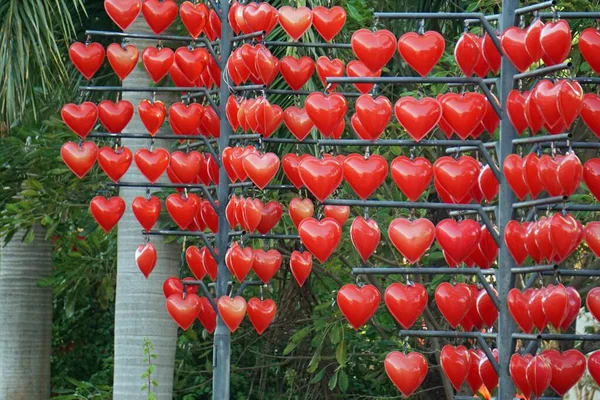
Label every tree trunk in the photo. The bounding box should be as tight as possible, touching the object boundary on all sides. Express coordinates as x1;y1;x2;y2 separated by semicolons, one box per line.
112;16;179;400
0;225;52;400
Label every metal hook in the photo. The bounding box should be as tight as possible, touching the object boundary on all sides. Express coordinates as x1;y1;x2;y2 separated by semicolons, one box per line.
418;19;425;35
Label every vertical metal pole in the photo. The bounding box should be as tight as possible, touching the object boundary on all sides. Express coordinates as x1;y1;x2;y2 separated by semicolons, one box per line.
213;2;232;399
497;1;518;398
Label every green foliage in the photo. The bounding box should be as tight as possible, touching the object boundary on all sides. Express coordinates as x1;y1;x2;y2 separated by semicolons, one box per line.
142;338;159;400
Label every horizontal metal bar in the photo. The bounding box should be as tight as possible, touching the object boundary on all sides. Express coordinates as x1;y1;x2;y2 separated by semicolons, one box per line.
245;234;300;240
374;12;489;19
573;77;600;84
539;141;600;150
512;196;567;209
231;31;265;41
445;142;497;154
232;84;265;92
538;11;600;19
144;230;215;238
352;267;496;276
511;265;556;274
555;269;600;277
108;182;215;190
399;330;497;339
513;62;571;80
512;133;571;145
264;40;352;49
514;1;555;16
317;139;487;147
541;204;600;212
513;333;600;341
265;89;362;97
227;182;297;191
449;206;496;217
85;29;217;45
323;199;486;211
326;77;490;85
79;86;205;93
88;132;215;141
464;14;500;24
234;280;266;297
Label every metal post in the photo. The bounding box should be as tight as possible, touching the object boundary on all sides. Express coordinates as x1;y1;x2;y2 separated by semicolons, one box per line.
213;2;233;399
497;0;518;398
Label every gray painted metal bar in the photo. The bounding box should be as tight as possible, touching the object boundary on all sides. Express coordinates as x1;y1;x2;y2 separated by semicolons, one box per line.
537;11;600;18
514;1;555;15
512;196;567;209
512;133;571;145
513;62;571;80
513;333;600;341
263;40;352;49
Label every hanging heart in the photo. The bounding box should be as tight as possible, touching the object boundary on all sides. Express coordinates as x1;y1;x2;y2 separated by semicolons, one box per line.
166;193;201;230
185;246;206;280
585;221;600;257
350;217;380;262
242;2;278;35
435;282;473;328
394;97;442;142
252;249;282;283
475;288;498;327
478;349;499;391
353;95;392;140
305;92;347;137
174;47;209;83
298;156;343;202
142;47;174;83
163;277;198;298
135;243;157;278
542;349;586;396
98;146;132;183
388;218;435;264
90;196;126;232
433;156;480;203
534;217;556;264
142;0;177;34
587;287;600;322
169;102;204;135
504;221;530;266
384;282;427;329
346;60;381;94
255;47;279;86
351;29;397;73
507;288;535;333
523;153;544;199
550;212;583;263
256;200;282;234
283;106;314;141
179;1;208;39
132;196;161;231
242;152;280;190
166;293;200;330
199;246;217;281
584;158;600;201
61;102;98;139
384;352;428;397
97;100;133;133
436;219;482;264
217;296;247;333
482;33;501;74
104;0;141;30
298;217;341;263
510;354;534;399
478;165;499;202
247;298;276;335
316;56;344;90
61;141;98;179
501;27;534;72
580;27;600;74
312;6;346;42
289;251;312;287
439;92;486;139
524;90;545;134
322;205;350;226
198;297;217;334
134;148;170;183
288;197;314;228
581;93;600;138
138;100;166;136
278;6;312;41
525;19;544;62
561;286;581;331
280;56;314;90
506;90;529;135
69;42;106;80
342;154;388;199
106;43;138;80
503;154;529;200
525;355;553;398
390;156;432;201
540;19;571;65
466;349;485;393
454;33;481;77
589;351;600;387
337;284;380;329
397;31;445;77
440;345;471;391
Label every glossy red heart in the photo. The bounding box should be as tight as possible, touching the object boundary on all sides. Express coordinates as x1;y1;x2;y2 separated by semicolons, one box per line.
351;29;396;73
280;56;314;90
142;0;177;34
298;217;341;263
239;198;261;232
142;47;174;82
298;156;343;202
550;212;583;263
312;6;345;42
217;296;246;333
61;141;98;178
541;284;569;330
281;153;308;189
256;201;282;234
179;1;208;38
97;100;133;133
439;92;486;139
97;146;132;183
584;158;600;201
524;90;545;134
322;205;349;226
135;243;157;278
198;246;217;281
534;217;556;263
201;106;220;138
246;298;276;335
243;2;278;35
388;218;435;264
166;193;200;230
305;92;347;136
466;349;485;393
283;107;314;142
342;154;388;199
106;43;138;80
252;249;282;283
255;47;279;86
390;156;432;201
507;288;534;333
166;293;200;330
478;349;499;391
525;355;552;398
290;250;312;287
440;345;470;391
533;79;563;127
580;27;600;74
384;352;428;397
169;103;203;135
559;80;584;128
350;217;380;262
503;154;529;200
353;95;392;140
163;277;198;298
315;56;344;90
134;148;169;183
397;31;445;77
476;288;498;327
169;151;201;184
506;90;529;135
384;283;427;329
435;282;473;328
504;220;530;266
242;152;280;190
454;33;481;77
585;221;600;257
69;42;105;80
90;196;125;232
278;6;312;41
197;297;216;333
137;100;165;136
198;200;217;234
581;93;600;138
482;33;501;74
105;0;141;30
501;27;534;72
587;287;600;321
525;19;544;62
436;219;482;264
394;97;441;142
174;47;208;83
337;284;380;329
522;153;543;199
561;286;581;331
477;165;499;202
132;196;161;231
540;19;571;65
288;197;314;228
538;154;564;197
589;351;600;386
61;102;98;139
185;246;206;280
207;9;221;41
510;354;533;399
433;156;480;203
542;349;586;396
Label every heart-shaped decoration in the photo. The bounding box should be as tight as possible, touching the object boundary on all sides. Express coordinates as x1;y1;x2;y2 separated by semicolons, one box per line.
255;47;279;86
256;200;282;234
225;96;240;131
504;221;530;266
533;79;563;127
350;217;380;262
288;197;314;228
169;151;202;184
398;31;445;77
501;27;534;72
482;33;501;74
174;47;209;83
185;246;206;280
476;289;498;327
351;29;396;73
200;106;220;138
561;286;581;330
298;217;341;263
106;43;138;80
283;107;314;143
61;141;98;179
466;349;485;393
305;92;347;137
90;196;126;232
312;6;346;42
510;354;533;399
98;100;133;133
199;199;218;233
478;165;499;202
523;153;543;199
540;19;571;65
342;154;388;199
581;93;600;138
524;90;545;134
384;352;428;397
207;9;222;41
105;0;141;30
252;249;282;283
316;56;344;90
440;345;470;391
526;355;553;398
439;93;486;139
559;80;584;128
542;284;569;330
280;56;314;90
138;100;166;136
384;283;427;329
163;277;198;298
346;60;381;94
388;218;435;264
587;287;600;321
436;219;482;264
98;146;132;183
170;61;195;87
506;90;529;135
542;349;586;396
585;221;600;257
217;296;247;333
580;28;600;74
247;298;276;335
290;251;312;287
166;293;200;330
589;351;600;386
435;282;473;328
478;349;499;391
525;19;544;62
278;6;312;41
130;196;161;232
225;244;253;282
337;284;380;329
179;1;208;39
61;102;98;139
433;156;480;203
507;288;534;333
221;147;239;183
298;156;343;202
169;103;204;135
454;33;481;77
537;155;567;197
166;193;201;230
142;0;177;34
584;158;600;201
550;212;583;263
134;148;170;183
503;154;529;200
135;243;157;278
281;153;309;189
322;205;349;226
390;156;432;201
242;2;278;35
198;297;217;333
142;47;174;83
242;152;280;190
534;217;556;263
69;42;105;80
353;95;392;140
394;97;442;141
198;246;217;281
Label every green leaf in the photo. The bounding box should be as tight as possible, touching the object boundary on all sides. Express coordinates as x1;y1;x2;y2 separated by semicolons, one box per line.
336;340;347;367
148;364;156;374
310;367;327;384
23;229;34;244
283;326;311;355
328;371;338;390
338;369;349;392
329;323;342;345
306;351;321;373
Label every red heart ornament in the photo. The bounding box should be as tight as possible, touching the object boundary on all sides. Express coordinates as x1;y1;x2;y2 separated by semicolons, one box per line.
179;1;208;39
280;56;314;90
526;355;553;398
540;19;571;65
322;205;349;226
467;349;485;393
350;217;380;262
581;94;600;138
454;33;481;77
132;196;161;231
534;217;556;263
166;293;200;330
199;246;217;281
510;354;533;399
298;217;341;263
589;351;600;387
198;297;217;333
476;288;498;327
169;102;204;135
256;200;282;234
478;349;499;391
298;156;343;202
90;196;126;232
247;298;276;335
506;90;529;135
142;47;174;82
397;31;445;77
525;19;545;61
390;156;432;201
174;47;209;83
69;42;105;80
166;193;201;230
584;158;600;201
312;6;346;42
550;212;583;263
305;92;347;136
243;2;278;35
142;0;177;34
542;349;586;396
504;220;530;266
478;165;499;202
207;9;222;41
354;95;392;140
587;287;600;321
439;92;486;139
440;345;471;391
346;60;381;94
242;152;280;190
289;251;312;287
523;153;544;199
542;284;570;330
226;244;253;282
134;148;170;183
559;80;584;128
436;219;482;264
240;198;262;232
199;200;218;233
61;141;98;179
163;277;198;298
561;286;581;330
524;90;545;134
538;154;564;197
138;100;166;136
580;28;600;74
255;47;279;86
282;153;309;189
384;282;427;329
503;154;529;200
384;352;428;397
585;221;600;257
107;43;138;80
283;107;314;142
217;296;247;333
98;146;132;183
136;243;157;278
278;6;312;41
342;154;388;199
97;100;133;133
351;29;396;73
316;56;344;90
169;151;202;184
507;288;535;333
105;0;141;30
482;33;501;74
186;246;206;280
433;156;480;203
501;27;534;72
435;282;473;328
337;284;380;329
252;249;282;283
288;197;314;228
394;97;442;141
388;218;435;264
61;102;98;138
